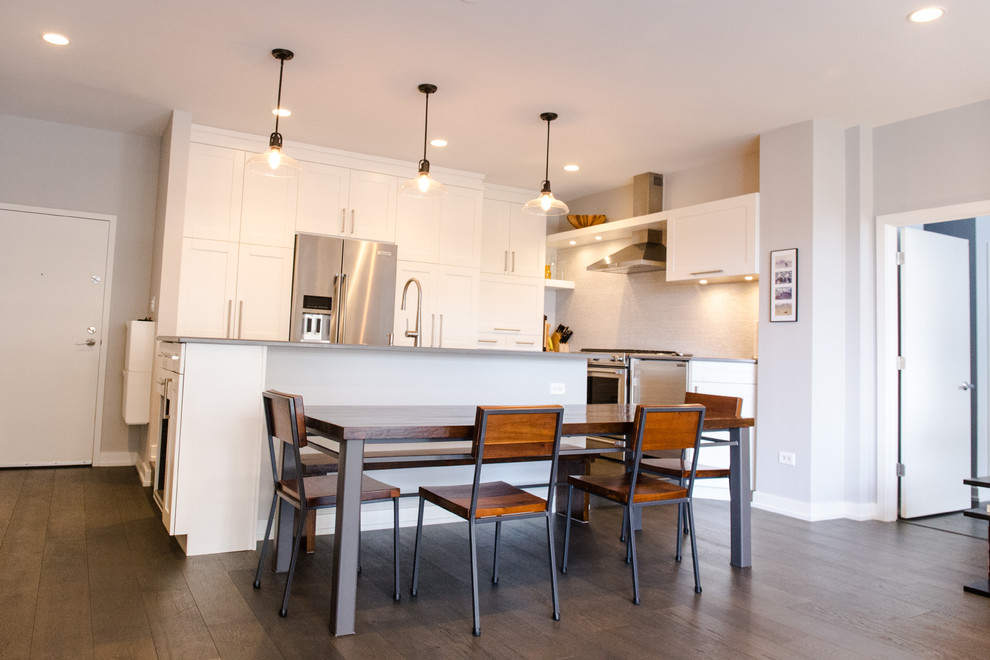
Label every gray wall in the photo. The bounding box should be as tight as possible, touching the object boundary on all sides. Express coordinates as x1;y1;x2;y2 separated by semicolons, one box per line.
0;113;160;463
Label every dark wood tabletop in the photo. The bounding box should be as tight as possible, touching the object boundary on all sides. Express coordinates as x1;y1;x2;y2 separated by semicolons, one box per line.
304;403;754;442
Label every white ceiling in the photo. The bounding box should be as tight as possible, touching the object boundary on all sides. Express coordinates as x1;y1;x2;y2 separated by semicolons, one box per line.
4;1;990;200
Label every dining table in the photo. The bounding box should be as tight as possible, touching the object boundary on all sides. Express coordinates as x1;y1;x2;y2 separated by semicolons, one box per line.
276;403;753;637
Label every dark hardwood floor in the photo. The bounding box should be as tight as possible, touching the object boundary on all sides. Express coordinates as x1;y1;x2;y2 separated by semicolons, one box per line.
2;466;989;659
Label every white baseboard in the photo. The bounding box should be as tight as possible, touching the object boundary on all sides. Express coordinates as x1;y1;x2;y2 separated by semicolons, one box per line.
752;491;882;521
94;451;138;468
133;460;153;487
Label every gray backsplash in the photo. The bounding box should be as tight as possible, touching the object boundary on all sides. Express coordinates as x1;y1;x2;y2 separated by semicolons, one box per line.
551;239;759;358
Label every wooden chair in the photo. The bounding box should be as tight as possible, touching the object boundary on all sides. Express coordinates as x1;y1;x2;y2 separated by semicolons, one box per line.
561;404;706;604
253;390;401;617
409;405;565;637
638;392;740;560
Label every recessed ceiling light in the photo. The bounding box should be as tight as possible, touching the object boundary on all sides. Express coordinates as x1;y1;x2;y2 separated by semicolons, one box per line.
563;164;579;172
272;107;291;117
569;240;577;246
744;275;754;281
430;138;447;147
594;236;602;241
699;279;709;285
908;6;945;22
42;33;69;46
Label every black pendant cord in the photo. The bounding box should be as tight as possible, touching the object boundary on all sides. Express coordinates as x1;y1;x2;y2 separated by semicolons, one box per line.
543;118;551;186
273;56;285;138
421;90;430;165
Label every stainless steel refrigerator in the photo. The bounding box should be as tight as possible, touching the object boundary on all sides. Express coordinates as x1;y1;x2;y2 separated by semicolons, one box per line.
289;233;397;345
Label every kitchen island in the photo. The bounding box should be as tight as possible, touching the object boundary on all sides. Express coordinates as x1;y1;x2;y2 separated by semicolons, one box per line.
149;337;588;556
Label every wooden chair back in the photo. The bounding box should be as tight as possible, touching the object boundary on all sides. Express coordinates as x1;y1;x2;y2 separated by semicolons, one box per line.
634;405;706;454
262;390;309;501
684;392;742;417
472;405;564;462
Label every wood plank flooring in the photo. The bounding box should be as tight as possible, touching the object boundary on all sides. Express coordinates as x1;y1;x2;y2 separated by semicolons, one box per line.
1;466;989;658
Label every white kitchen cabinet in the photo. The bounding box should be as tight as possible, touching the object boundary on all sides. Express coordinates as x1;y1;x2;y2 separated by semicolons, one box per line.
294;164;397;242
481;199;546;278
184;143;244;242
665;193;759;282
478;274;545;351
687;359;757;499
240;167;298;247
396;185;482;267
394;261;478;349
176;238;292;340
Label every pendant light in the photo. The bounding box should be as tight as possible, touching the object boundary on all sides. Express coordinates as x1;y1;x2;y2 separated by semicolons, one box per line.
399;83;447;197
522;112;569;216
246;48;301;178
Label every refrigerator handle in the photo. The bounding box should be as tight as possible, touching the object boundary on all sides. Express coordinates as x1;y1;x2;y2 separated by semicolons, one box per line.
332;274;341;343
338;273;348;342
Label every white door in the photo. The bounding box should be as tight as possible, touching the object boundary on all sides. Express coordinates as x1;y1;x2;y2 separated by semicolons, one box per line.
0;207;111;465
899;226;973;517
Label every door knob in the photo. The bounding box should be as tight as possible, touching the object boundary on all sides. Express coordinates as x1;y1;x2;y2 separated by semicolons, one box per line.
960;381;975;391
77;338;96;346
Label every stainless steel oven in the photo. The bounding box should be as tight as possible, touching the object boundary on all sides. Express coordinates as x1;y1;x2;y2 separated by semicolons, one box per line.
586;357;628;405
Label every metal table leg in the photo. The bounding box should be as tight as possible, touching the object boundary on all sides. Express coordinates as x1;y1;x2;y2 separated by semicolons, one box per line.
728;426;752;567
329;436;364;636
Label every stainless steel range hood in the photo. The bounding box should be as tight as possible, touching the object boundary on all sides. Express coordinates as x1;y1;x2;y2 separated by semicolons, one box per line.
586;228;667;274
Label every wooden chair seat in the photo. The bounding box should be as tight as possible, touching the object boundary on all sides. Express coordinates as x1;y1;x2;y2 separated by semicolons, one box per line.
419;481;547;519
279;474;399;508
640;457;730;479
566;472;687;505
300;453;338;476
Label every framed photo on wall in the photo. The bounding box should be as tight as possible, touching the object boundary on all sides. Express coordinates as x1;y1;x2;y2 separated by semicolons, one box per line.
770;248;798;322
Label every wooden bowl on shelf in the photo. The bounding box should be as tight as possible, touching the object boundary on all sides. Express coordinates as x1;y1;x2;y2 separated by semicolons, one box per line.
566;214;606;229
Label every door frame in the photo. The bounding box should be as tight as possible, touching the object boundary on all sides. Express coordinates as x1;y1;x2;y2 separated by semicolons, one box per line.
876;199;990;521
1;202;116;465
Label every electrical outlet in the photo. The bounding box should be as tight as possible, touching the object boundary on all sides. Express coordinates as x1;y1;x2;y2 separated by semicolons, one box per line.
778;451;796;467
549;383;565;395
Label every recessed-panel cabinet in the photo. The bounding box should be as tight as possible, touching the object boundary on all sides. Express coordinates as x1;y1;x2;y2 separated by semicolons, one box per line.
665;193;759;282
184;143;244;242
295;165;397;242
176;238;292;340
394;261;478;349
478;273;545;351
396;185;482;266
481;199;546;278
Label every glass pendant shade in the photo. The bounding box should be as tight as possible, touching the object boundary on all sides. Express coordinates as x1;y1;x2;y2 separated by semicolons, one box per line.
523;112;569;216
400;83;447;197
399;160;447;198
246;133;302;178
248;49;300;179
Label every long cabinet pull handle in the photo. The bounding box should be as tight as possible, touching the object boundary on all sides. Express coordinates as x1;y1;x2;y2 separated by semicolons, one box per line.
493;327;521;332
478;339;498;344
511;251;516;273
226;299;233;338
689;269;724;276
431;313;436;348
340;209;346;233
350;210;356;234
237;300;244;339
438;314;444;348
504;250;508;273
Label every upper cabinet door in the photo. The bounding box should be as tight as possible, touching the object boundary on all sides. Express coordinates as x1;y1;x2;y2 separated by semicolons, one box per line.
347;170;397;243
481;199;512;274
240;171;298;247
395;195;441;264
438;186;483;268
184;143;244;241
665;193;759;282
296;162;351;237
507;202;546;278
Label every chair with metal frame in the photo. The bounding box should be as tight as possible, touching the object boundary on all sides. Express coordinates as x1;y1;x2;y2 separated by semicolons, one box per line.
409;405;565;637
253;390;401;617
637;392;740;560
561;404;706;604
